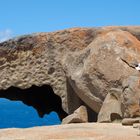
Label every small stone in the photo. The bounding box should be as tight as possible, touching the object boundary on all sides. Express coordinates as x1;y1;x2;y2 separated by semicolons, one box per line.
122;118;140;126
133;123;140;128
62;105;88;124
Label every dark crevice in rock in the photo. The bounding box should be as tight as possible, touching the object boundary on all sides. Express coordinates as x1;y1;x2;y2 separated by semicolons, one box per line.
83;103;98;122
120;58;137;69
67;78;98;122
48;67;55;74
66;78;83;114
111;113;122;122
0;85;68;121
122;85;129;92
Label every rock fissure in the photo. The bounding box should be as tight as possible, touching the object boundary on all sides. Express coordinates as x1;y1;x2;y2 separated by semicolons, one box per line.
120;58;137;69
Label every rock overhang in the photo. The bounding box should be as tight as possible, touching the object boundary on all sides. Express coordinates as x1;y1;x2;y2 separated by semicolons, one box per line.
0;26;140;123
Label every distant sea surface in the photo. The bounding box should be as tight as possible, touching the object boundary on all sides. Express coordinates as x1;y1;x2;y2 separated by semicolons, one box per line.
0;98;61;128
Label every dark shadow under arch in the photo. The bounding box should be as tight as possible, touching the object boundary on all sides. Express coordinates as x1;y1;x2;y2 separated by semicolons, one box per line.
0;85;67;120
66;78;98;122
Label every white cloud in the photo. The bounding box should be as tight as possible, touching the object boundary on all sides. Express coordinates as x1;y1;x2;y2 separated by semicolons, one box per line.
0;29;13;43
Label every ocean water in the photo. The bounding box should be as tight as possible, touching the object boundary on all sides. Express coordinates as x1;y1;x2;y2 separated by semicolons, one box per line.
0;98;61;128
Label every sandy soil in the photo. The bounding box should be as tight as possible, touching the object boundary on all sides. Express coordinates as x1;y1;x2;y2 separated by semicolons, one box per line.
0;123;140;140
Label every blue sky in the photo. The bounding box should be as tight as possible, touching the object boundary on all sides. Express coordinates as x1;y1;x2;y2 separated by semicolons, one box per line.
0;0;140;41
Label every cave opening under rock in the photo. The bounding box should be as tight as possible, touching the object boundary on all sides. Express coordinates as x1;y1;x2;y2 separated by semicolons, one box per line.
0;85;68;121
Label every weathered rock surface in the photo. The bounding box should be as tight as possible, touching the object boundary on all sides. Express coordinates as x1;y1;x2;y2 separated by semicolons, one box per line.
122;118;140;125
133;123;140;128
98;88;122;122
62;105;88;124
0;123;140;140
0;26;140;122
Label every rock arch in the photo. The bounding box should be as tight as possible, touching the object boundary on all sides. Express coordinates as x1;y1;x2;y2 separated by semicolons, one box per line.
0;85;68;120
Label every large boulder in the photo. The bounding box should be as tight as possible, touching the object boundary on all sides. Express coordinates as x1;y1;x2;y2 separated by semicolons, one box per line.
67;27;140;121
0;26;140;122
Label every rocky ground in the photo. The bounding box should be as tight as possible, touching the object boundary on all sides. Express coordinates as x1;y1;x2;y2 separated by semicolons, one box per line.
0;123;140;140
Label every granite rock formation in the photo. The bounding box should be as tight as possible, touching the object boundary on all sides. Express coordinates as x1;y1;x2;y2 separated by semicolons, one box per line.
62;105;88;124
0;26;140;122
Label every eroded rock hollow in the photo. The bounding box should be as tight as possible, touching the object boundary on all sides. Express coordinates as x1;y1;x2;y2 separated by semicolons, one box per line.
0;85;67;120
0;26;140;123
